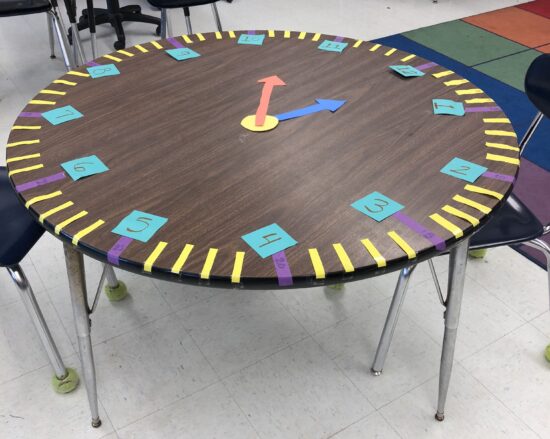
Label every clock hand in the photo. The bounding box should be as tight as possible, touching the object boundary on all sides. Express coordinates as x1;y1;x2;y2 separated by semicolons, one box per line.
275;99;347;122
255;76;286;126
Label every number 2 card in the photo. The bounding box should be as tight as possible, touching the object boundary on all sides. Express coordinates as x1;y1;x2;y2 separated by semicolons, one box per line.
351;191;404;222
112;210;168;243
440;157;487;183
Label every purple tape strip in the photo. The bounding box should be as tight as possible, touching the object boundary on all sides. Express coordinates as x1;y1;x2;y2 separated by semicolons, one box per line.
415;62;438;71
465;106;502;113
87;61;101;67
482;171;515;183
107;236;133;265
272;251;293;286
248;30;256;35
16;172;66;193
19;112;42;118
334;36;344;42
167;37;184;48
394;211;446;251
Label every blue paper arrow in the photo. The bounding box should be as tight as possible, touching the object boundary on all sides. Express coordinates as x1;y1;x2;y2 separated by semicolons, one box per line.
275;99;347;121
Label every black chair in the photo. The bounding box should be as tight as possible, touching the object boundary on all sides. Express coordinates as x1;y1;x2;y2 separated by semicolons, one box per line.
0;0;74;69
147;0;222;38
371;53;550;376
0;167;79;393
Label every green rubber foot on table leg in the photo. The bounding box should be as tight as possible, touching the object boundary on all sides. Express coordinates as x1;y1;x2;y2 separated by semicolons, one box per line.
52;367;79;394
468;249;487;259
104;280;128;302
545;344;550;363
325;283;345;292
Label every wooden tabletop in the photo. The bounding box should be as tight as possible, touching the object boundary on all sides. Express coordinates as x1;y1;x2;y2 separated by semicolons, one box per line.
5;31;520;288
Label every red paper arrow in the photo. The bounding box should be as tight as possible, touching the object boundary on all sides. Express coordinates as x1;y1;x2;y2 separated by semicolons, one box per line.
255;75;286;126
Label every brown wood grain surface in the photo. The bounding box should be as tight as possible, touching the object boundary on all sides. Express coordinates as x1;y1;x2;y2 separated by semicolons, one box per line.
5;31;520;288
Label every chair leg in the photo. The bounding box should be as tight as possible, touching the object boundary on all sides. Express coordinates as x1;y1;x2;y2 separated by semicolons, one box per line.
160;8;168;38
47;13;55;59
371;264;417;375
183;7;192;35
48;10;73;70
103;264;128;301
211;2;223;32
523;238;550;311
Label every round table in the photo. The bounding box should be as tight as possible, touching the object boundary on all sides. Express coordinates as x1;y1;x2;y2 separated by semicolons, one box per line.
5;30;520;427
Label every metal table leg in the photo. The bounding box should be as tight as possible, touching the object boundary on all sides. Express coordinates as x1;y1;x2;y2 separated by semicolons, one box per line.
435;237;469;421
63;244;101;428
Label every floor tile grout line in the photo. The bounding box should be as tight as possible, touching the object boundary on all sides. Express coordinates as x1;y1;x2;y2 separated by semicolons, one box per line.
219;380;264;439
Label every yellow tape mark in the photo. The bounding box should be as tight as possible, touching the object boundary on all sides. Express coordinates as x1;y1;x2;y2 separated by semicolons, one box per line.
483;118;510;124
332;243;354;273
29;100;55;105
151;40;163;49
353;40;363;48
298;31;307;40
387;231;416;259
486;153;520;166
8;163;44;177
11;125;41;130
144;241;168;272
465;98;494;104
54;79;77;86
453;194;492;214
72;219;105;245
441;205;479;226
171;244;194;274
25;190;62;208
432;70;454;78
196;33;206;41
7;139;40;148
39;201;73;223
456;88;483;95
284;30;291;38
135;44;148;53
200;248;218;279
485;142;520;152
400;54;415;62
268;30;275;38
429;214;463;238
103;54;122;62
360;238;386;268
384;48;397;56
464;184;504;200
308;248;325;279
40;89;66;96
369;43;381;51
182;34;193;44
117;50;134;57
444;79;469;86
55;211;88;235
6;153;40;163
231;251;245;283
312;33;321;41
229;30;236;38
215;31;222;40
67;71;89;77
484;130;517;138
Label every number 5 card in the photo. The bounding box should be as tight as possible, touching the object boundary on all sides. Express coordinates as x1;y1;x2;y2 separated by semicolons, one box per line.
112;210;168;243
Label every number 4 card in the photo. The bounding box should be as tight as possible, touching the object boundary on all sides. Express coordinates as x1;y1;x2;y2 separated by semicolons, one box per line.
112;210;168;243
60;155;109;181
351;191;404;222
440;157;487;183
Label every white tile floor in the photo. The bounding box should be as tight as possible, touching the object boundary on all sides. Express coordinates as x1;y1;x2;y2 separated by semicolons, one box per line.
1;0;549;438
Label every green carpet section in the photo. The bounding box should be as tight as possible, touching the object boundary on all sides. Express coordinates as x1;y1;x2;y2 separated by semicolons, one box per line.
474;50;542;91
404;20;530;66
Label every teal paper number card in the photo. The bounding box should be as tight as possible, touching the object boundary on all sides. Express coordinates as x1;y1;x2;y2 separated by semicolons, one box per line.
432;99;465;116
389;65;425;77
112;210;168;243
241;223;298;258
61;155;109;181
440;157;487;183
87;64;120;78
42;105;83;126
351;192;404;222
238;34;265;46
318;40;348;53
166;48;201;61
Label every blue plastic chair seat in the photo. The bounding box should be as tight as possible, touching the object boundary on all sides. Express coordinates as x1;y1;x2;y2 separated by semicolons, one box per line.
0;167;44;267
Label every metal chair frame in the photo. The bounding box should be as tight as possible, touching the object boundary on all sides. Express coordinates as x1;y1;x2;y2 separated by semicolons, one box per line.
159;1;222;38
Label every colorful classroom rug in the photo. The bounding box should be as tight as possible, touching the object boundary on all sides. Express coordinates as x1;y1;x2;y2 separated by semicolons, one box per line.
375;0;550;269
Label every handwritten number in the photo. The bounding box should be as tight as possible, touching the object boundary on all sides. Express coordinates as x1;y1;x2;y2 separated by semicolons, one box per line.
73;162;94;172
450;165;470;176
365;198;389;214
56;108;74;119
126;216;152;233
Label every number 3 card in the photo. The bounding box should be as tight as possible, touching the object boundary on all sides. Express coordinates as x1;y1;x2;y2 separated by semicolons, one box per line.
112;210;168;243
351;191;404;222
60;155;109;181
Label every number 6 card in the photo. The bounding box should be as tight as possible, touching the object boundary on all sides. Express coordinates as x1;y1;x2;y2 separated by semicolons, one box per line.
60;154;109;181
